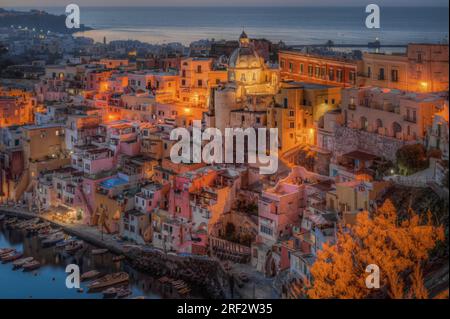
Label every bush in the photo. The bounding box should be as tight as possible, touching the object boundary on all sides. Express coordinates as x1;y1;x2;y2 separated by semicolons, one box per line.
396;144;428;175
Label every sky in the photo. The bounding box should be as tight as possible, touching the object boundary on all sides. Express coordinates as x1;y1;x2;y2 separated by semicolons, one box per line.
2;0;449;7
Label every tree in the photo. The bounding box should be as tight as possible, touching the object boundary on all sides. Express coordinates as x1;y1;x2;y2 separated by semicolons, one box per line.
396;144;428;175
307;200;445;299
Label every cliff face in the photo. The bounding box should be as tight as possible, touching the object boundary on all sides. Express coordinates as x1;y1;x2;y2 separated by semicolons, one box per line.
0;9;92;34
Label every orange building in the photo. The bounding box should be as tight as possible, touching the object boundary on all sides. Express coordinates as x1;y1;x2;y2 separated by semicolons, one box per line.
279;50;360;88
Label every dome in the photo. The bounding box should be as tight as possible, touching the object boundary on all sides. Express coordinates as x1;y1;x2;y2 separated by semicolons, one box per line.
229;32;263;69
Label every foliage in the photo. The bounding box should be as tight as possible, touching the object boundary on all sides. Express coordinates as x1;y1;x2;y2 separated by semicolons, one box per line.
307;200;445;299
396;144;428;175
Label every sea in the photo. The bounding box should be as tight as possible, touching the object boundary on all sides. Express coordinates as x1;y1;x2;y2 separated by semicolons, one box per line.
7;6;449;46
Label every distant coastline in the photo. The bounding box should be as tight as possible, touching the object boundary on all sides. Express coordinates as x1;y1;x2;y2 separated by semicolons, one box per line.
0;8;92;34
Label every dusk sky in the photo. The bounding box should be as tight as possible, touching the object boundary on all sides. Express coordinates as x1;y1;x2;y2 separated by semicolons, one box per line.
3;0;449;7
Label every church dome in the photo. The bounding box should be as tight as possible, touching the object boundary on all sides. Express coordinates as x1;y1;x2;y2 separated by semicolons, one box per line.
229;31;263;69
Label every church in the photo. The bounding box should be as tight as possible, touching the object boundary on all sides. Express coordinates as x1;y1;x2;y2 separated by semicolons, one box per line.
206;31;280;133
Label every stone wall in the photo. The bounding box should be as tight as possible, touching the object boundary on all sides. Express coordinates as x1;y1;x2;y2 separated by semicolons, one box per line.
334;126;412;162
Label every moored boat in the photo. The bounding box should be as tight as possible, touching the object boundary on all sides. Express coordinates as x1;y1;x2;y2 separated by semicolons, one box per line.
5;217;18;227
13;257;34;269
0;214;5;221
81;270;101;281
87;272;129;291
1;251;23;263
42;232;65;247
65;240;83;254
55;237;74;248
116;287;132;299
0;248;16;256
38;228;62;239
102;287;118;298
23;260;41;271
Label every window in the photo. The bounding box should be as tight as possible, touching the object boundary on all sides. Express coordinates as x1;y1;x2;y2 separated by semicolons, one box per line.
260;225;273;236
197;65;202;73
197;79;203;87
391;69;399;82
336;70;343;82
283;98;288;107
289;122;295;129
367;66;372;78
329;69;334;81
289;62;293;72
300;64;304;74
379;68;385;80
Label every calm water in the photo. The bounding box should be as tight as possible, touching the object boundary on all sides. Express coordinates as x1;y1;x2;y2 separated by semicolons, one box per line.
8;6;450;45
0;219;164;299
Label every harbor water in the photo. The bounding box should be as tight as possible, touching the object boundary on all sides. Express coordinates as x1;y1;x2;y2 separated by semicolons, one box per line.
0;218;165;299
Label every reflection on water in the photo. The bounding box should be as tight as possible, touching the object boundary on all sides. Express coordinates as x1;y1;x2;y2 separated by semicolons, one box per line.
0;221;168;299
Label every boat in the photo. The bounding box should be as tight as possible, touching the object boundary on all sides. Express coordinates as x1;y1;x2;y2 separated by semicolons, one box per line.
55;237;75;248
91;248;108;255
65;240;83;254
0;248;16;256
13;257;34;269
23;260;41;271
116;287;132;299
26;222;50;234
102;287;118;298
14;218;39;230
87;272;129;291
42;232;65;247
38;228;62;239
1;251;23;263
81;270;101;281
0;214;5;221
112;255;125;262
5;217;18;227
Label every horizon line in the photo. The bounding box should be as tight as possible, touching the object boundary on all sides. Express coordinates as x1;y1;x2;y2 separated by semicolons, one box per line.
3;4;449;8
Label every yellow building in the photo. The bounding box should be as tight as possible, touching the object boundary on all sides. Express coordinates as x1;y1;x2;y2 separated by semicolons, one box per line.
326;180;389;225
268;81;341;153
361;44;449;93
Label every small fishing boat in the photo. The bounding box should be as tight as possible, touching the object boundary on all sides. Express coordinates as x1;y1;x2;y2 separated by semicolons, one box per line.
42;232;65;247
91;248;108;255
23;260;41;271
26;222;50;234
0;248;16;256
112;255;125;262
5;217;18;227
13;257;34;269
88;272;129;291
38;228;62;239
102;287;118;298
1;251;23;263
55;237;74;248
81;270;101;281
65;240;83;254
116;287;132;299
0;214;5;221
